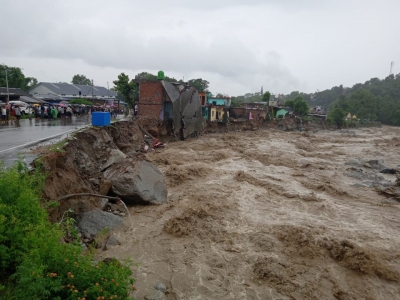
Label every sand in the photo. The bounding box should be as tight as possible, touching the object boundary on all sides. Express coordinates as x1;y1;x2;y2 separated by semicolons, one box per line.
104;126;400;300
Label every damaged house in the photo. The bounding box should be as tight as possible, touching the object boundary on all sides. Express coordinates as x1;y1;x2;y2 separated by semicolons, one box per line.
138;79;206;139
206;96;231;123
230;102;267;121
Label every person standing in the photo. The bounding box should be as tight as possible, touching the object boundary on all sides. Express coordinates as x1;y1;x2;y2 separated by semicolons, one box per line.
66;106;72;119
51;106;58;119
40;105;45;119
14;106;21;122
1;106;6;123
5;102;11;122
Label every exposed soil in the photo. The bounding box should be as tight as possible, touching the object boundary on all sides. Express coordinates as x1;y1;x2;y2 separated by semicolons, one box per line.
101;125;400;299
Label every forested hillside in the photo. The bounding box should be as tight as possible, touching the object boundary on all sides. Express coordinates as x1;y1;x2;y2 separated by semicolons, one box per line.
285;74;400;125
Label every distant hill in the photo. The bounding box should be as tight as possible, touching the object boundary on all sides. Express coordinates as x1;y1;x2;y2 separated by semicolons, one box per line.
284;73;400;125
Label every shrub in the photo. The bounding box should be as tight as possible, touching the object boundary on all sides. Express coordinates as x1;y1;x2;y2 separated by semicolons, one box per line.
0;162;135;299
69;98;94;106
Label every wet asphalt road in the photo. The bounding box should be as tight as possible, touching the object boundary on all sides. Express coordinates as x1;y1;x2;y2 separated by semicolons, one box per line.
0;116;92;166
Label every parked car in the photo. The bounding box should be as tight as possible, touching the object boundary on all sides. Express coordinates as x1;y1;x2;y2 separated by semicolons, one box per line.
8;100;33;116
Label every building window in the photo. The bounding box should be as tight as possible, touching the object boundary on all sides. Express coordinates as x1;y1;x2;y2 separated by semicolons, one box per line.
73;94;76;96
212;111;214;117
61;94;65;96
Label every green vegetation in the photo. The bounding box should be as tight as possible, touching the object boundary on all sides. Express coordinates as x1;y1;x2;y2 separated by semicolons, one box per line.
113;73;137;108
262;91;271;103
284;96;309;115
68;98;94;106
134;71;177;83
71;74;92;86
187;78;209;92
0;64;37;91
0;162;135;299
327;107;346;127
285;73;400;125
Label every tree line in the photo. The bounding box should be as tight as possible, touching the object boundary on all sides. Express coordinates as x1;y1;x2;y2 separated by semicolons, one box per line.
0;64;38;91
284;74;400;125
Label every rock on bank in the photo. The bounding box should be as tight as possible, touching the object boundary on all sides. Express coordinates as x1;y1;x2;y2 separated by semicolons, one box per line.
35;120;167;222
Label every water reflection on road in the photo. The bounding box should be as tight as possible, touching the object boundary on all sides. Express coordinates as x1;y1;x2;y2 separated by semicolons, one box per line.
0;116;92;166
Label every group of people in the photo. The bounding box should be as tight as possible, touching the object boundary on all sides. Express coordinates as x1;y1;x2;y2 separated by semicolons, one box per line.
34;104;82;119
1;103;22;123
33;104;121;119
1;102;123;124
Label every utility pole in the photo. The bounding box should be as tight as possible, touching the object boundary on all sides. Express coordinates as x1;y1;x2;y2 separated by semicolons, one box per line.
389;61;394;75
107;81;110;105
91;79;94;105
5;69;10;104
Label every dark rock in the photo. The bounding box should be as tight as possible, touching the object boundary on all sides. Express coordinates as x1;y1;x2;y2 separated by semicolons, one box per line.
155;283;167;293
103;234;120;251
78;209;124;236
144;290;166;300
106;235;120;246
380;168;397;174
104;160;168;205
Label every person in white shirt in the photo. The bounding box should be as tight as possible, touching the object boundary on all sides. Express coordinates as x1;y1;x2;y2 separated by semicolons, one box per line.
1;106;6;123
66;106;72;119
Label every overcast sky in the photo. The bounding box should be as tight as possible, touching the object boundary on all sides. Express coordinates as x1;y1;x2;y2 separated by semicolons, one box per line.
1;0;398;96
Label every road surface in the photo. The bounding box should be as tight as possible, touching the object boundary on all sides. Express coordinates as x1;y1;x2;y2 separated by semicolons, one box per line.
0;116;101;166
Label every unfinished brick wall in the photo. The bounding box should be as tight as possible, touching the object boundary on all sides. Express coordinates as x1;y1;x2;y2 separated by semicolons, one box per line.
138;81;163;119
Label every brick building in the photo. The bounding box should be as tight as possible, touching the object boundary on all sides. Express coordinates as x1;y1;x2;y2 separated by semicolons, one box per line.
138;80;206;139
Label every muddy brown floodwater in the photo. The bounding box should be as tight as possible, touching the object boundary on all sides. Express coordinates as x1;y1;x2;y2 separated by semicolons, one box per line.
104;126;400;300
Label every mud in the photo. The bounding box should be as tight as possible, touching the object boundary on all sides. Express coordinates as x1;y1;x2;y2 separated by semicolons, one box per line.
50;124;400;299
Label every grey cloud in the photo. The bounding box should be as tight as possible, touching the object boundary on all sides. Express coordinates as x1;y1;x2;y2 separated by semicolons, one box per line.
1;0;399;95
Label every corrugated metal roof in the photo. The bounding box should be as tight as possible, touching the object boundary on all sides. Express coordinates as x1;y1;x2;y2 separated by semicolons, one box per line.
34;82;116;97
0;87;31;96
19;96;47;104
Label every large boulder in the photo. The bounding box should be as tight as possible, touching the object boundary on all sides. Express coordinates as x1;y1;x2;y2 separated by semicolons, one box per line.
104;159;168;205
78;209;124;237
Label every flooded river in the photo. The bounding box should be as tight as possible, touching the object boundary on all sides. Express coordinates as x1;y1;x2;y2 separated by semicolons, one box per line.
105;126;400;299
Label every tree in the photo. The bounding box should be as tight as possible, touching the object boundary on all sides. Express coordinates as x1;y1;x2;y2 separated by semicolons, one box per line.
285;96;309;115
113;73;137;108
134;72;157;81
0;64;38;91
262;91;271;103
293;96;310;115
328;108;346;127
284;99;295;109
188;78;209;92
71;74;92;85
134;71;178;82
